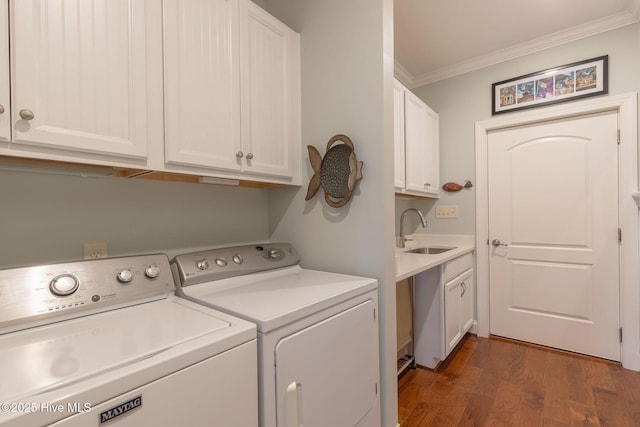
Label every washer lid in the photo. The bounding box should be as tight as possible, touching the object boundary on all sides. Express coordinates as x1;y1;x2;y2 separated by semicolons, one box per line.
181;266;377;333
0;297;239;403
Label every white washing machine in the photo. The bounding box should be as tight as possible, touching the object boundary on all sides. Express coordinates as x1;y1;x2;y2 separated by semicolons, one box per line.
172;243;381;427
0;253;257;427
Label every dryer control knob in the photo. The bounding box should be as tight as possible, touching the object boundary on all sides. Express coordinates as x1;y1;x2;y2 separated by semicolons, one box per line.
50;274;79;296
266;248;284;261
215;257;228;267
196;259;209;270
145;264;160;278
117;269;133;283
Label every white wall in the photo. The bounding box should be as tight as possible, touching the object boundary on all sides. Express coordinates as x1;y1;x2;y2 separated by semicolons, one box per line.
264;1;398;426
0;171;270;268
411;23;640;235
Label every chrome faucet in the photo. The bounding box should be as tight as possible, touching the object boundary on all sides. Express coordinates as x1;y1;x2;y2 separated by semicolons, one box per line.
398;208;427;248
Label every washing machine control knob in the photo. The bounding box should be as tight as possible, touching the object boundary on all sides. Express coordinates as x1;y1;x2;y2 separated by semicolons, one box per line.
232;254;243;264
196;259;209;270
50;274;80;296
215;257;228;267
144;264;160;278
117;269;133;283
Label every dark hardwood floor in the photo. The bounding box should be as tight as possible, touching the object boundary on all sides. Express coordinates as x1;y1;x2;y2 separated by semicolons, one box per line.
398;334;640;426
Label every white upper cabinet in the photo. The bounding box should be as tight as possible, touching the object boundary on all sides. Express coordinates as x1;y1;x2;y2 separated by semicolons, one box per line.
0;0;9;143
239;0;299;179
163;0;241;171
394;78;439;198
393;79;406;190
164;0;301;183
9;0;161;160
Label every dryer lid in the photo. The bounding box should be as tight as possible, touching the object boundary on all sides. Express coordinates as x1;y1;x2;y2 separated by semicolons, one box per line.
182;266;377;333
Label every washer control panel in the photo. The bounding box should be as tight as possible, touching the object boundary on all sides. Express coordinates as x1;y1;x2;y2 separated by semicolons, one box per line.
0;254;174;334
173;243;300;287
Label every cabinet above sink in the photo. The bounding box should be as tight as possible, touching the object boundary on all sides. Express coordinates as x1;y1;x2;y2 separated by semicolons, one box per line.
393;78;439;198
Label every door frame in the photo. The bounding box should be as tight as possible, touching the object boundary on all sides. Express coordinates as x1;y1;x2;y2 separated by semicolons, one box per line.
475;92;639;370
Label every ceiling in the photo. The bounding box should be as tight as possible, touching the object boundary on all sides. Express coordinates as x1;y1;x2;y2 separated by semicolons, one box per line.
394;0;640;88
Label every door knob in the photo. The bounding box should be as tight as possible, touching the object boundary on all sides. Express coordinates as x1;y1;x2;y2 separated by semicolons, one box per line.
492;239;508;247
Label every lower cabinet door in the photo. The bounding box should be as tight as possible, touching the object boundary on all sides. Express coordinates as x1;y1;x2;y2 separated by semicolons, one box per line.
444;277;462;355
275;300;379;427
444;269;473;355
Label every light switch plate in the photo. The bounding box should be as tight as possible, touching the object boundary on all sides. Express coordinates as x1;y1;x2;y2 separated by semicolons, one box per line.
435;205;459;219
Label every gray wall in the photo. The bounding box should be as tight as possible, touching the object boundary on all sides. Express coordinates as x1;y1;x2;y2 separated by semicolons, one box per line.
0;170;270;268
264;0;398;425
406;23;640;236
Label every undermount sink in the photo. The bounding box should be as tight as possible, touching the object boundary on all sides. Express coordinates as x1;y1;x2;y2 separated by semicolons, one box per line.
405;246;457;255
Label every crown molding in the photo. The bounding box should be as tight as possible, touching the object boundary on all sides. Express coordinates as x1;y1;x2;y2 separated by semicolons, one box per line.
397;10;639;89
393;60;413;88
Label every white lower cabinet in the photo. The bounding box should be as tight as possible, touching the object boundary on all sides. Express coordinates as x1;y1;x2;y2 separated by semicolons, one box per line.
414;252;474;368
444;269;474;354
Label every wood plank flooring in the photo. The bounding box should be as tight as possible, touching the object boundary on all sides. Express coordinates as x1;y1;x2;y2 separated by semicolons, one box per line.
398;334;640;426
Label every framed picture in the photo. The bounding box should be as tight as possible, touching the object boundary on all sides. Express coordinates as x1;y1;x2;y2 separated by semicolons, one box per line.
491;55;608;115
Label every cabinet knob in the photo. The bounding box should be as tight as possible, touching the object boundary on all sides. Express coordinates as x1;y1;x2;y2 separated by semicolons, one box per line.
461;281;466;297
236;151;244;159
19;109;35;121
0;104;4;115
245;153;254;160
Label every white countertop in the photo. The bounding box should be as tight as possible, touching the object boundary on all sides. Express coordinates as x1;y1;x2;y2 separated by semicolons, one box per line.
395;234;475;282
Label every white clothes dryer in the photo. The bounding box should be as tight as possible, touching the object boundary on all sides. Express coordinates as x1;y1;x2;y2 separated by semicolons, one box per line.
172;243;381;427
0;254;257;427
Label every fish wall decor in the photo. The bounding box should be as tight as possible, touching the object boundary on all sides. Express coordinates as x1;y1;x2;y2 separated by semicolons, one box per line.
305;134;363;208
442;180;473;192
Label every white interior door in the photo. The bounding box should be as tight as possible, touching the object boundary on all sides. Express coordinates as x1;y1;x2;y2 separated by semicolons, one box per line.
488;111;620;361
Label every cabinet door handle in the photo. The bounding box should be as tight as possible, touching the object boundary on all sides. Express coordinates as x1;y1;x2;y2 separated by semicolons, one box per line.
286;381;303;427
460;281;466;297
19;109;35;121
236;151;244;159
245;152;254;160
0;104;4;115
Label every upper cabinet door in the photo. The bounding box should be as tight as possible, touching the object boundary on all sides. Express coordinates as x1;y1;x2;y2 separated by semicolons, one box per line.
10;0;158;159
0;0;9;143
393;79;406;190
403;90;439;197
239;0;300;179
163;0;242;171
422;103;439;195
404;90;429;193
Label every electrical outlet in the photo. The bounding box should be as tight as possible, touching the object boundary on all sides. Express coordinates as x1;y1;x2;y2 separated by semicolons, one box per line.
83;242;108;259
435;205;459;219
